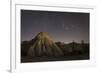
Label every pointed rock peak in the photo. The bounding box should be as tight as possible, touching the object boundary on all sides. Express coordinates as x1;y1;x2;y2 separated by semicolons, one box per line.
35;32;52;40
37;32;49;36
38;32;48;34
27;32;64;57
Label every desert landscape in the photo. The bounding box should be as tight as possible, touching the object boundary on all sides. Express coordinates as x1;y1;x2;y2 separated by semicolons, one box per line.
21;32;89;63
21;10;89;63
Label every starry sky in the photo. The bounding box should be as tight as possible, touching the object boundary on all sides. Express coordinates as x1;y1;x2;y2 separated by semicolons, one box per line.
21;10;89;43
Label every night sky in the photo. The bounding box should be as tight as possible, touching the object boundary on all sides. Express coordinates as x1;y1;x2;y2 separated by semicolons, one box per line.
21;10;89;43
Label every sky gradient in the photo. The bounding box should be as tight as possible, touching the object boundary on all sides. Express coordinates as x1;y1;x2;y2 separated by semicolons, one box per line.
21;10;89;43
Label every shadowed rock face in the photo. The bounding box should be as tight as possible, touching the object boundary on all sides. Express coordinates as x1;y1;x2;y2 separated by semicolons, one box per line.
27;32;64;57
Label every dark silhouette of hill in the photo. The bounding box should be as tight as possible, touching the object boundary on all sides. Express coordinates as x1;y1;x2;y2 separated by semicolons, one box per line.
56;41;89;56
21;32;89;63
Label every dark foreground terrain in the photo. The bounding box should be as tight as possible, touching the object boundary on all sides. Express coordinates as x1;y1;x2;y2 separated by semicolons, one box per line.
21;53;89;63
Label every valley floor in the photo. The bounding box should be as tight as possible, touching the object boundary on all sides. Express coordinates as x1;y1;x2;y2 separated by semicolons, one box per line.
21;53;89;63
